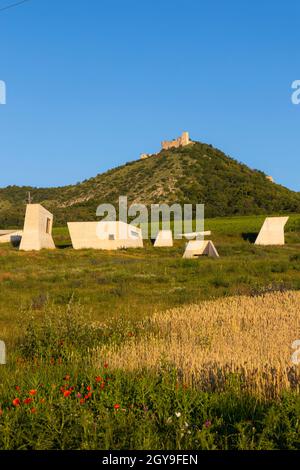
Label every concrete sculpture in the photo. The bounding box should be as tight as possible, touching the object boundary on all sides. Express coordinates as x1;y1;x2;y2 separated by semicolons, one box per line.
68;221;143;250
0;341;6;365
183;240;220;259
255;216;289;246
179;231;211;240
19;204;56;251
153;230;173;247
0;230;23;246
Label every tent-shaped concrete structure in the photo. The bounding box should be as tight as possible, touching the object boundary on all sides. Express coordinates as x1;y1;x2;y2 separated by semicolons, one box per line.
19;204;56;251
255;216;289;246
183;240;220;259
153;230;173;247
68;221;143;250
0;230;23;246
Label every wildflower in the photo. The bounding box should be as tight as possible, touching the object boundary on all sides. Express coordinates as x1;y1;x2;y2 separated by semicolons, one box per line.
12;398;20;407
80;399;85;405
15;386;21;392
100;383;105;390
29;390;37;396
86;386;92;392
63;390;71;398
30;408;37;414
104;363;108;369
84;392;92;400
204;420;212;429
0;409;3;416
23;398;33;405
114;404;120;410
175;412;181;418
64;375;70;381
95;376;102;383
76;393;82;398
40;399;45;404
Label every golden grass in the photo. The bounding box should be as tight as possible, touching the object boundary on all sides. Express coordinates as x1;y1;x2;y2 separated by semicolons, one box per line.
95;291;300;397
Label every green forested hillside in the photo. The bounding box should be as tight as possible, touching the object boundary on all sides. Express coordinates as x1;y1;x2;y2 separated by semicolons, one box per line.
1;142;300;227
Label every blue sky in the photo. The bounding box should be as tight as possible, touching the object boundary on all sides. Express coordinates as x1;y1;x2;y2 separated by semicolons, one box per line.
0;0;299;190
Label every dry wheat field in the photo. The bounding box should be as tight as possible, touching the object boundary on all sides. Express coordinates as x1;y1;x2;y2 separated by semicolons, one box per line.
96;291;300;397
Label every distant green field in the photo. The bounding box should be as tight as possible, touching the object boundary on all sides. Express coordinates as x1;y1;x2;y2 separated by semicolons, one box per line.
1;214;300;345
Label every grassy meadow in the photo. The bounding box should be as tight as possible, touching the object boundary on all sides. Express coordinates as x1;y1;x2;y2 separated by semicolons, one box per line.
0;214;300;449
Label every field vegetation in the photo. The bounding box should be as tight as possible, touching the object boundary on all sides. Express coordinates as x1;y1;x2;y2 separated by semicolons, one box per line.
0;214;300;449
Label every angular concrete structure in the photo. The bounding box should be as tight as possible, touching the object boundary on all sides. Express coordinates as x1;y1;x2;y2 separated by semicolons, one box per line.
179;231;211;240
0;340;6;365
255;217;289;246
68;221;143;250
153;230;173;247
19;204;56;251
0;230;23;246
183;240;220;259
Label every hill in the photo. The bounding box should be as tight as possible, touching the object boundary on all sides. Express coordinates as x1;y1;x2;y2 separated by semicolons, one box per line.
1;142;300;227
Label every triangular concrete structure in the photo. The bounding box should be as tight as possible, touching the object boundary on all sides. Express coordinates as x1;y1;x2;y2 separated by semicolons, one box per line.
255;216;289;246
183;240;220;259
19;204;56;251
153;230;173;247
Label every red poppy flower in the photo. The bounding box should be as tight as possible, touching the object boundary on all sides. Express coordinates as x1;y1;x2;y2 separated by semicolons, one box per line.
15;386;21;391
29;390;37;396
30;408;37;414
86;386;91;392
104;363;108;369
12;398;20;407
23;398;33;405
95;376;102;383
63;390;71;398
114;404;120;410
80;399;85;405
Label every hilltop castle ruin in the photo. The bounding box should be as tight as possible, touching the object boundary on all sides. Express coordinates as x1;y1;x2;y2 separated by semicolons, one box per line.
161;131;193;150
140;131;193;159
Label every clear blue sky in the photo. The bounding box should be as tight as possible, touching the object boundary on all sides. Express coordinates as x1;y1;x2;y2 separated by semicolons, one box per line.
0;0;299;190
